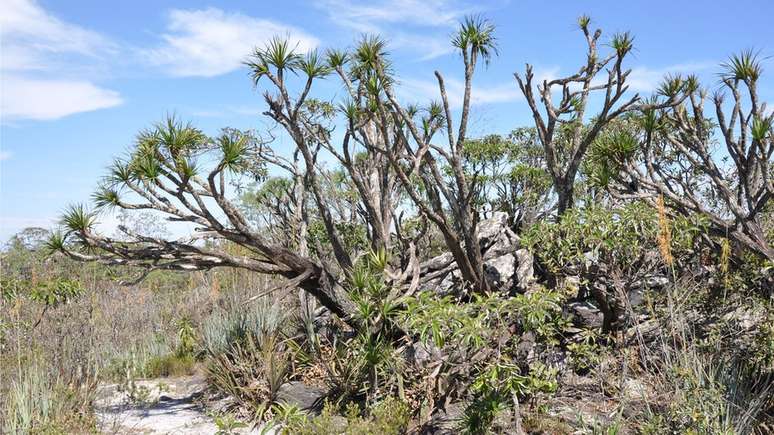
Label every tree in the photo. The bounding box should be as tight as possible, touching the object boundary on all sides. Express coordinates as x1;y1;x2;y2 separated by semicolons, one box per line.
515;15;649;214
375;16;500;292
593;52;773;260
48;16;504;325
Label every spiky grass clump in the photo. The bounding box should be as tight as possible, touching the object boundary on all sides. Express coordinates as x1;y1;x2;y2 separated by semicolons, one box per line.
2;361;97;434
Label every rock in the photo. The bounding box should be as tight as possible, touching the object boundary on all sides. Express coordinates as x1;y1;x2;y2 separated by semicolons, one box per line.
276;381;327;413
515;249;534;290
722;306;765;330
428;401;466;434
407;341;442;367
515;331;537;362
568;301;603;329
479;212;520;255
485;252;517;290
426;212;532;295
622;378;649;400
436;269;463;296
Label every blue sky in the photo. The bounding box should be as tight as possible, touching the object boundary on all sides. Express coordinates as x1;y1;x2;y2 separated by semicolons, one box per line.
1;0;773;241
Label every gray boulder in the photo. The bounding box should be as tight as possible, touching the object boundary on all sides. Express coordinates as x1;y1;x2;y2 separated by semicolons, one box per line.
276;382;327;413
426;212;534;295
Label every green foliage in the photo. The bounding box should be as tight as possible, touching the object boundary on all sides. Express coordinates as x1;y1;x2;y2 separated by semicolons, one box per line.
403;288;569;350
461;361;558;434
610;32;634;56
247;36;303;83
144;353;196;378
721;49;763;82
328;252;404;401
751;115;773;142
523;202;702;275
60;204;95;233
307;220;369;257
1;275;83;311
566;328;603;373
401;292;491;350
2;359;96;434
281;397;410;435
461;129;552;221
175;316;197;357
472;360;558;399
511;289;570;344
452;15;498;65
213;413;248;435
586;127;639;188
202;300;291;418
28;278;83;307
218;129;251;173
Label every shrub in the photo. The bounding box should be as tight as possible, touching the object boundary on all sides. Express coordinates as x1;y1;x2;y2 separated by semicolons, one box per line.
202;298;292;419
144;353;197;378
280;397;410;435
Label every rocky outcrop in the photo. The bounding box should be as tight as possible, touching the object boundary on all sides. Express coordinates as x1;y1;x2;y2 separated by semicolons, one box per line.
426;212;534;295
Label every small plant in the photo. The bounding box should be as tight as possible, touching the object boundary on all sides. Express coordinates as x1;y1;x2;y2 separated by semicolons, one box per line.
176;316;197;357
213;413;248;435
282;397;410;435
567;328;602;373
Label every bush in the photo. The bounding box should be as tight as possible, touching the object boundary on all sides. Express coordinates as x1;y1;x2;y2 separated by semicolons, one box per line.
202;298;292;419
280;397;410;435
145;353;197;378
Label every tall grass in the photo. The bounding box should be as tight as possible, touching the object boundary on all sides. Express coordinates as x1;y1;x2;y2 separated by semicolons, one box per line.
641;283;773;433
3;358;97;433
201;296;294;420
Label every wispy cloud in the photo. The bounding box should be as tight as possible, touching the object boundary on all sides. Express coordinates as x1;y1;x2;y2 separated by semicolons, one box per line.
320;0;471;32
399;67;558;108
191;105;263;118
2;76;123;121
0;151;12;161
399;77;518;108
0;0;122;121
625;62;715;93
0;0;115;71
143;8;319;77
318;0;484;61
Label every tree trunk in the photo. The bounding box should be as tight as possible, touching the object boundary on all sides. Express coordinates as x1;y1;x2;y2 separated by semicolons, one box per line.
556;180;575;216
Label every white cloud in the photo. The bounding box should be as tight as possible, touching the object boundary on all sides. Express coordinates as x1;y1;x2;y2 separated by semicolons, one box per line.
0;0;122;121
624;62;715;93
145;8;319;77
0;151;12;161
0;216;58;242
0;0;114;72
320;0;470;32
2;76;122;121
399;67;558;108
390;33;456;61
319;0;482;61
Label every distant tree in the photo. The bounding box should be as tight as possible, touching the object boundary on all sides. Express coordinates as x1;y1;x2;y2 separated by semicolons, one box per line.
460;129;553;230
5;227;50;251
